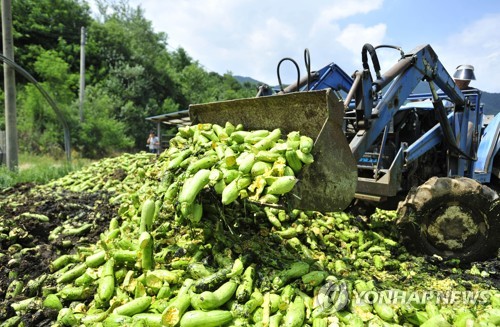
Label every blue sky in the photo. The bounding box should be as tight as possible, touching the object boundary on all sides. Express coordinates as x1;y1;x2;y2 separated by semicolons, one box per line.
99;0;500;92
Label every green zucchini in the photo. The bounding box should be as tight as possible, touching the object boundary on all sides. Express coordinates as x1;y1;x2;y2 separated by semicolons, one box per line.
43;294;63;310
193;266;232;293
113;296;152;316
403;310;429;325
269;293;281;314
161;293;191;327
179;310;233;327
272;261;310;290
237;153;256;173
286;131;301;149
230;131;250;144
312;317;328;327
265;176;297;195
139;232;154;271
373;302;396;322
251;161;273;177
282;296;305;327
336;311;364;327
167;149;193;170
244;130;270;144
58;285;93;301
224;147;237;167
187;262;214;279
139;198;156;233
85;250;106;268
299;135;314;154
191;280;238;310
50;254;80;272
255;151;282;162
132;313;163;327
236;266;255;303
223;168;241;184
253;128;281;151
98;258;115;303
222;179;240;205
301;270;328;288
102;314;133;326
178;169;211;204
56;262;87;284
165;181;179;202
269;311;283;327
232;289;264;318
186;154;219;174
285;150;302;174
80;311;108;325
453;309;475;327
296;149;314;164
420;314;452;327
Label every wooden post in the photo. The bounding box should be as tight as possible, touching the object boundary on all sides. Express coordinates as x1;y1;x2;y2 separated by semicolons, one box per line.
2;0;18;170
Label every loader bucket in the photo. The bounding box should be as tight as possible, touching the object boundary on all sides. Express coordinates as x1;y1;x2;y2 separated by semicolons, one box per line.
189;89;358;212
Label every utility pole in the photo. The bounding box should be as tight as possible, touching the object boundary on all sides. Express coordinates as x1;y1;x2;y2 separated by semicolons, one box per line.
79;26;86;122
2;0;18;170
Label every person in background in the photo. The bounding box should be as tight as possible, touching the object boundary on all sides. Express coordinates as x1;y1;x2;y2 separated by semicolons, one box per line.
147;131;160;154
453;64;476;90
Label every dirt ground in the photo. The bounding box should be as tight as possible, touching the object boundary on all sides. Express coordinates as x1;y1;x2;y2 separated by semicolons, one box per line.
0;183;119;326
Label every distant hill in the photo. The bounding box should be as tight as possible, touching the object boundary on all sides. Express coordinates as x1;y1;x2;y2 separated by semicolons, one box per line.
482;92;500;115
233;75;264;85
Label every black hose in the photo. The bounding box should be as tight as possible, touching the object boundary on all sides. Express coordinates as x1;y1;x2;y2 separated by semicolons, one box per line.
361;43;382;79
374;44;405;59
277;57;300;93
304;48;311;91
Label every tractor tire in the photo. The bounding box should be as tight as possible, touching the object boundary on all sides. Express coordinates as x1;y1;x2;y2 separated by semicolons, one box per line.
397;176;500;263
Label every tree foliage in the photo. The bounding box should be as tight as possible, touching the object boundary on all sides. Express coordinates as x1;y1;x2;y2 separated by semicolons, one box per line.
0;0;258;159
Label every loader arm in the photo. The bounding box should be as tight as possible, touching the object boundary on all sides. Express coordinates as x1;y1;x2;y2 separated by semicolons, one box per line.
349;44;465;161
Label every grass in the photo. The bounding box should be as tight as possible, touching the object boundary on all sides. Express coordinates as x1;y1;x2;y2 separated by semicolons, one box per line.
0;153;93;188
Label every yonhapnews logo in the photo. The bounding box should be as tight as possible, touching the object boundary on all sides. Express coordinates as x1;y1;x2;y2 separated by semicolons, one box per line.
314;282;491;312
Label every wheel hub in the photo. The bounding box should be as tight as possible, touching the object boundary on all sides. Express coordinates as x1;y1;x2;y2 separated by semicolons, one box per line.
426;205;479;250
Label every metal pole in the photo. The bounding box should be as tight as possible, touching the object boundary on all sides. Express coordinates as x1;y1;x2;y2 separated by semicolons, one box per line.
2;0;18;170
79;26;86;122
156;122;161;153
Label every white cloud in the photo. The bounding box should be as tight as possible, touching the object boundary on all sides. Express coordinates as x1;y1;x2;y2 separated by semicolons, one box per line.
247;18;296;52
336;23;387;55
323;0;383;19
311;0;384;35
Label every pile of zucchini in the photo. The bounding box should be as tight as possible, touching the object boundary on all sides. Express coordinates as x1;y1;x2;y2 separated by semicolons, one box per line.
1;123;499;327
163;123;314;222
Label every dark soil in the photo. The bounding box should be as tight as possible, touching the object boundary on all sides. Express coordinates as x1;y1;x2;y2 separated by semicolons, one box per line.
0;183;119;326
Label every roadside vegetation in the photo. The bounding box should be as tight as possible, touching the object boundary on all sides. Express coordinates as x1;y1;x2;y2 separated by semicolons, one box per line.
0;153;93;188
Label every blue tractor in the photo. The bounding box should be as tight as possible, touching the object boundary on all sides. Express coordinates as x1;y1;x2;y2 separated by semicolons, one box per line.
189;44;500;262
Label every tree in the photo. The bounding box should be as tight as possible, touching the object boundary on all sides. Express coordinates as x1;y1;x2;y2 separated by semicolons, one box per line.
76;86;134;158
1;0;92;80
17;50;76;156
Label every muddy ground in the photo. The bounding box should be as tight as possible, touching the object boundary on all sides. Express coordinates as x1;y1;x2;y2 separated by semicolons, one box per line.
0;183;119;326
